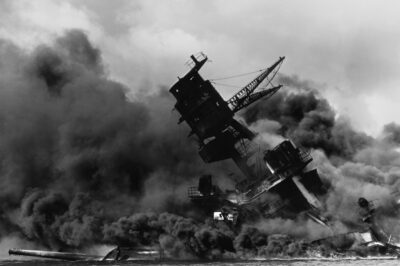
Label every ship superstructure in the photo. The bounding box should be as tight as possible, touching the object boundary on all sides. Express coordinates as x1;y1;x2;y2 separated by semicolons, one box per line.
169;54;326;225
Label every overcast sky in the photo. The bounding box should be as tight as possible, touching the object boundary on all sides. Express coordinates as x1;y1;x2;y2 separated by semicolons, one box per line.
0;0;399;135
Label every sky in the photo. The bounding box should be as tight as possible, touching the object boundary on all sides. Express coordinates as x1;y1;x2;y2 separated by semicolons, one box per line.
0;0;399;136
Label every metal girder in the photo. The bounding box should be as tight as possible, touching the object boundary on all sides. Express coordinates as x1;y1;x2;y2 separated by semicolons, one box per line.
231;85;282;113
226;57;284;112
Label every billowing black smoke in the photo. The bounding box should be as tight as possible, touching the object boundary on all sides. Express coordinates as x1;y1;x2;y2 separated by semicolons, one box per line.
382;122;400;145
242;74;400;245
243;75;372;160
0;30;239;253
1;30;400;259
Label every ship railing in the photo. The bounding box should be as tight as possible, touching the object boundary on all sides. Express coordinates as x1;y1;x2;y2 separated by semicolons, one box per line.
243;176;287;204
185;52;207;68
188;187;202;198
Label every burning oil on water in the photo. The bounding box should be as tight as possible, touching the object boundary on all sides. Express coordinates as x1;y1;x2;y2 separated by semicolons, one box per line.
0;30;400;262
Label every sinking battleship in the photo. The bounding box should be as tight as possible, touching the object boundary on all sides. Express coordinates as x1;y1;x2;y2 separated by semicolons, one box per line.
169;53;400;256
8;54;400;261
170;53;326;225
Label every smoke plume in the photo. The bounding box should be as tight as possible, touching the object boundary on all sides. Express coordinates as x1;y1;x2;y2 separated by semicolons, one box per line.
0;29;237;252
1;30;400;259
243;76;373;160
242;74;400;247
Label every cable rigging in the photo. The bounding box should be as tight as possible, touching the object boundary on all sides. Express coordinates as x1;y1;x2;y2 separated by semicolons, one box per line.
209;68;267;81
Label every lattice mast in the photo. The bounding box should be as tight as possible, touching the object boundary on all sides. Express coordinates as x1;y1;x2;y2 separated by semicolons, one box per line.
226;56;285;113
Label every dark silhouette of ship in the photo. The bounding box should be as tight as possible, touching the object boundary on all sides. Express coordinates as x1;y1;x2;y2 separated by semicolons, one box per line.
9;54;400;261
170;53;326;225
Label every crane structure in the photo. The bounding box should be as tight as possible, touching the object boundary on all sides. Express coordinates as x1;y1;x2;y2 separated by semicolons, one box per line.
226;56;284;113
170;54;284;171
169;54;326;225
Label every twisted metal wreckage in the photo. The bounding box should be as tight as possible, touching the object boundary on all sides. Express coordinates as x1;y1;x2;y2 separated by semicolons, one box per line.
9;54;400;261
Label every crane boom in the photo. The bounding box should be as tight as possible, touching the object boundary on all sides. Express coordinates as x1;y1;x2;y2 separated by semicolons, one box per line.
226;56;284;112
231;85;282;113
